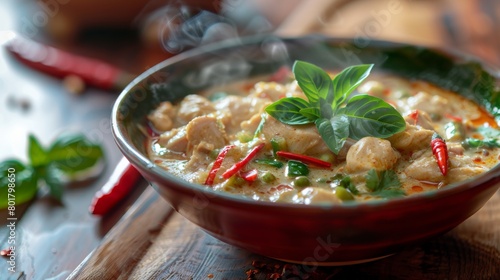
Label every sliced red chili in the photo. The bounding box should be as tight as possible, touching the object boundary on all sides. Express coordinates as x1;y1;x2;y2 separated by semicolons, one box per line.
444;113;463;122
431;133;448;176
276;151;332;168
240;169;258;182
204;145;235;185
408;110;419;125
222;143;265;179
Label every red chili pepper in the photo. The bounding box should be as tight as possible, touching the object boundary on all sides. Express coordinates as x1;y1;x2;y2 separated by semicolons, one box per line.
408;110;419;125
89;157;142;215
240;169;258;182
444;113;463;122
222;143;265;179
6;34;134;91
204;145;235;185
276;151;332;168
431;133;448;176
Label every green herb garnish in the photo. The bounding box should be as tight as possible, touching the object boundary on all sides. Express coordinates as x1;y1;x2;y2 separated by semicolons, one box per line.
464;126;500;148
265;61;406;154
330;173;359;195
365;169;405;198
0;134;104;208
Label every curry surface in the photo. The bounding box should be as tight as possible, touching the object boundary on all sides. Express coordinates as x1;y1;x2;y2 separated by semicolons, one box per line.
147;72;500;204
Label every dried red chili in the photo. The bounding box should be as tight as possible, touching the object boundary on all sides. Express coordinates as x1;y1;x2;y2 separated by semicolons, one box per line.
276;151;332;168
89;157;142;215
204;145;235;185
431;133;448;176
222;143;265;179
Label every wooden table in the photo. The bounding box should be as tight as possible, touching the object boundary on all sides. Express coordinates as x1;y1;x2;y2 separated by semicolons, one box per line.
1;0;499;279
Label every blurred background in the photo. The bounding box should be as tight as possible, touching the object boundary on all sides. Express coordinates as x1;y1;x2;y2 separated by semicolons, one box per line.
1;0;499;279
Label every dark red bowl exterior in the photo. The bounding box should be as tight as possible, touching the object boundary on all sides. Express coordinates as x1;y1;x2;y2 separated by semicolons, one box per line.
112;35;500;264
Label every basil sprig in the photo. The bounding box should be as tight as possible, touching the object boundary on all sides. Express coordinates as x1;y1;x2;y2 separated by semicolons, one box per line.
0;134;104;208
265;61;406;154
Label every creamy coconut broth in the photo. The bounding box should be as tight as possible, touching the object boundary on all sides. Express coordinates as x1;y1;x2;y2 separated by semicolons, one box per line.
147;66;500;204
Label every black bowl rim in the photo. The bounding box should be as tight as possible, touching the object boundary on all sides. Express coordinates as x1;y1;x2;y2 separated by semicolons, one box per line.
112;34;500;211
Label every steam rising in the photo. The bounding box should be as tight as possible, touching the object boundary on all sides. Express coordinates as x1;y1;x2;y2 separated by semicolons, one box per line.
155;1;273;54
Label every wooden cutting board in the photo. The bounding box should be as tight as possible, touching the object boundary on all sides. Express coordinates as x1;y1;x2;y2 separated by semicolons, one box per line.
67;183;500;280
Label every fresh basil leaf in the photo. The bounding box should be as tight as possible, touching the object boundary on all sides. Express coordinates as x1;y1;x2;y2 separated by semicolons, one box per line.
343;95;406;140
293;60;333;105
319;97;333;119
332;64;373;109
315;115;349;155
28;134;49;167
365;169;405;198
48;134;104;174
0;159;38;209
299;107;320;121
43;164;63;201
265;97;313;125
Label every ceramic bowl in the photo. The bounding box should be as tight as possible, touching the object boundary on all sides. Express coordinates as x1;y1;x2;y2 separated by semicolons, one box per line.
112;35;500;265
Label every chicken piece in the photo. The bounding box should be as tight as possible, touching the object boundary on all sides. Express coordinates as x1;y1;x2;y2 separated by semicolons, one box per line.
157;127;188;153
292;187;341;205
176;95;216;126
403;110;435;131
147;101;176;131
345;137;400;173
185;116;228;153
406;91;451;116
387;124;434;152
184;116;229;171
184;141;216;171
262;116;332;157
240;113;263;134
405;150;486;183
213;95;268;134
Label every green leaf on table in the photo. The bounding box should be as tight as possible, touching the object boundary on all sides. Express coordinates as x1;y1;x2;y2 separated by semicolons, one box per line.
43;165;64;201
28;134;49;167
0;133;104;209
48;134;104;174
0;159;38;208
